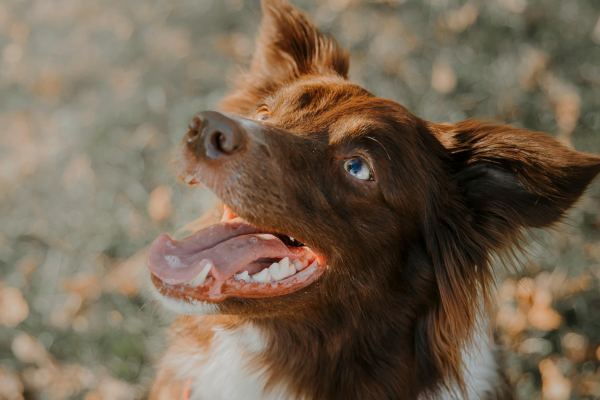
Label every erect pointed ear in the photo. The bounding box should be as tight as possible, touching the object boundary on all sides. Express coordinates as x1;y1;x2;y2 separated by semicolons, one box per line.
220;0;349;114
419;119;600;394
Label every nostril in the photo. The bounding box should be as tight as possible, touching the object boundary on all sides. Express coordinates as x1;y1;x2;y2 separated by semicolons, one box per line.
187;116;202;142
186;111;245;160
205;127;243;159
189;116;201;132
210;131;226;153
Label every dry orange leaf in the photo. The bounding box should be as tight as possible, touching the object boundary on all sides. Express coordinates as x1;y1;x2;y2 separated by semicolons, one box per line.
0;285;29;328
539;359;571;400
431;61;456;94
61;274;102;302
528;305;562;332
102;247;148;297
0;365;24;400
11;334;47;365
148;185;172;221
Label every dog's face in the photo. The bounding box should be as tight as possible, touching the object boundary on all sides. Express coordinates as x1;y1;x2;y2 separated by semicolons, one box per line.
148;0;600;388
149;72;437;316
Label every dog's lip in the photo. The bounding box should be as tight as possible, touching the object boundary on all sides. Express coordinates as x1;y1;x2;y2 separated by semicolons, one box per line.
147;207;327;302
151;257;326;302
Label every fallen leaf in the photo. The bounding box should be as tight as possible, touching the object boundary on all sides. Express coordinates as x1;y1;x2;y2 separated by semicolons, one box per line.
441;3;478;32
148;185;172;222
431;61;456;94
539;358;571;400
102;248;148;297
11;334;47;365
0;365;24;400
0;285;29;328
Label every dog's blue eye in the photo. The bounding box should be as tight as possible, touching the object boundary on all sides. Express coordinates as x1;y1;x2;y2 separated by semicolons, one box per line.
343;157;372;180
255;107;269;121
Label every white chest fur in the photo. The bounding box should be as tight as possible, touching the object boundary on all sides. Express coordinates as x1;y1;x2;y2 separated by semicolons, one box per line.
161;318;500;400
163;323;296;400
432;318;502;400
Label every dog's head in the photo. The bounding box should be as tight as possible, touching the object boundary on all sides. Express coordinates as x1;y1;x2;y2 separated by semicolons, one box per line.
148;0;600;392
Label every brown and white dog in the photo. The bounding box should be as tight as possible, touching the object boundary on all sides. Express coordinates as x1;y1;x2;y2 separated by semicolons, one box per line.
146;1;600;399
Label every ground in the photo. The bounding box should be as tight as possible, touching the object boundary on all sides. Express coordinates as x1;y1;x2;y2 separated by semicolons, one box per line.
0;0;600;399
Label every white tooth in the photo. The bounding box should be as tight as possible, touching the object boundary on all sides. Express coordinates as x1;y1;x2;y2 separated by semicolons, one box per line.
292;259;302;270
280;257;290;277
269;262;286;280
289;265;296;276
188;263;211;286
234;271;250;283
184;175;194;183
294;258;308;271
252;268;271;283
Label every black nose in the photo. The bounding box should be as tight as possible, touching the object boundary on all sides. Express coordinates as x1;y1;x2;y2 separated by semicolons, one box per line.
186;111;245;160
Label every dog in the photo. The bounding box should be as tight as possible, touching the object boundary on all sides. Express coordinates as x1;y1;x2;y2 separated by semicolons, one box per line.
146;1;600;399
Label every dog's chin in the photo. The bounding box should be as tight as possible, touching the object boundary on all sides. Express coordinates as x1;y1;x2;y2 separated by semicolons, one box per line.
151;283;220;316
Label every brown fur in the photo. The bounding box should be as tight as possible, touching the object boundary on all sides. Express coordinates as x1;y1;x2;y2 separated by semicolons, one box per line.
150;1;600;399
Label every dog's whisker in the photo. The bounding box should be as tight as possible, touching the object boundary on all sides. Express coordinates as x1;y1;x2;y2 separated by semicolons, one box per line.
366;136;392;161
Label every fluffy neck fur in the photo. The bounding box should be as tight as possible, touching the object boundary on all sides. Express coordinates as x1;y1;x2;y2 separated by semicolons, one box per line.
254;306;435;400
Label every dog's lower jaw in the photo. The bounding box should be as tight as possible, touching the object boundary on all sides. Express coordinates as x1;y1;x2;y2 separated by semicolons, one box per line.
151;283;220;316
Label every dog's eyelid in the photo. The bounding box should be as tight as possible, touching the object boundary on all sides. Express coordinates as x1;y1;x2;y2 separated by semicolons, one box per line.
255;106;270;121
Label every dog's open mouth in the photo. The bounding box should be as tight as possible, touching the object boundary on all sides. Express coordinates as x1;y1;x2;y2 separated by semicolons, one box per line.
147;206;327;302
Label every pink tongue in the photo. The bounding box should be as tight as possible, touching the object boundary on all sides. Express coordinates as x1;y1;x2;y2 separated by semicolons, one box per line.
147;219;301;285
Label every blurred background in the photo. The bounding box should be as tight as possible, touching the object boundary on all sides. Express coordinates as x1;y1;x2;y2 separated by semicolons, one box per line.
1;0;599;398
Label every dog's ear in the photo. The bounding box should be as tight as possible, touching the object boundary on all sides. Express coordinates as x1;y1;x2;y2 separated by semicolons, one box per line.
444;120;600;233
420;120;600;394
220;0;349;114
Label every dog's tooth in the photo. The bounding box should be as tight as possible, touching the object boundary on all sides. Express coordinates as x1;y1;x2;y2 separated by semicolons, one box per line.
188;263;211;286
280;257;290;277
234;271;250;283
252;268;271;283
289;264;296;276
292;259;302;270
269;262;286;280
294;258;308;271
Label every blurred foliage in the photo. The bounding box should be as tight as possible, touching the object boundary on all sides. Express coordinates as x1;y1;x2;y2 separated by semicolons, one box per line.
0;0;599;399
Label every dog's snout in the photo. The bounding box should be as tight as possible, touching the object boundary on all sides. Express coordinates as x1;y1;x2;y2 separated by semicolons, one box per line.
186;111;245;160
